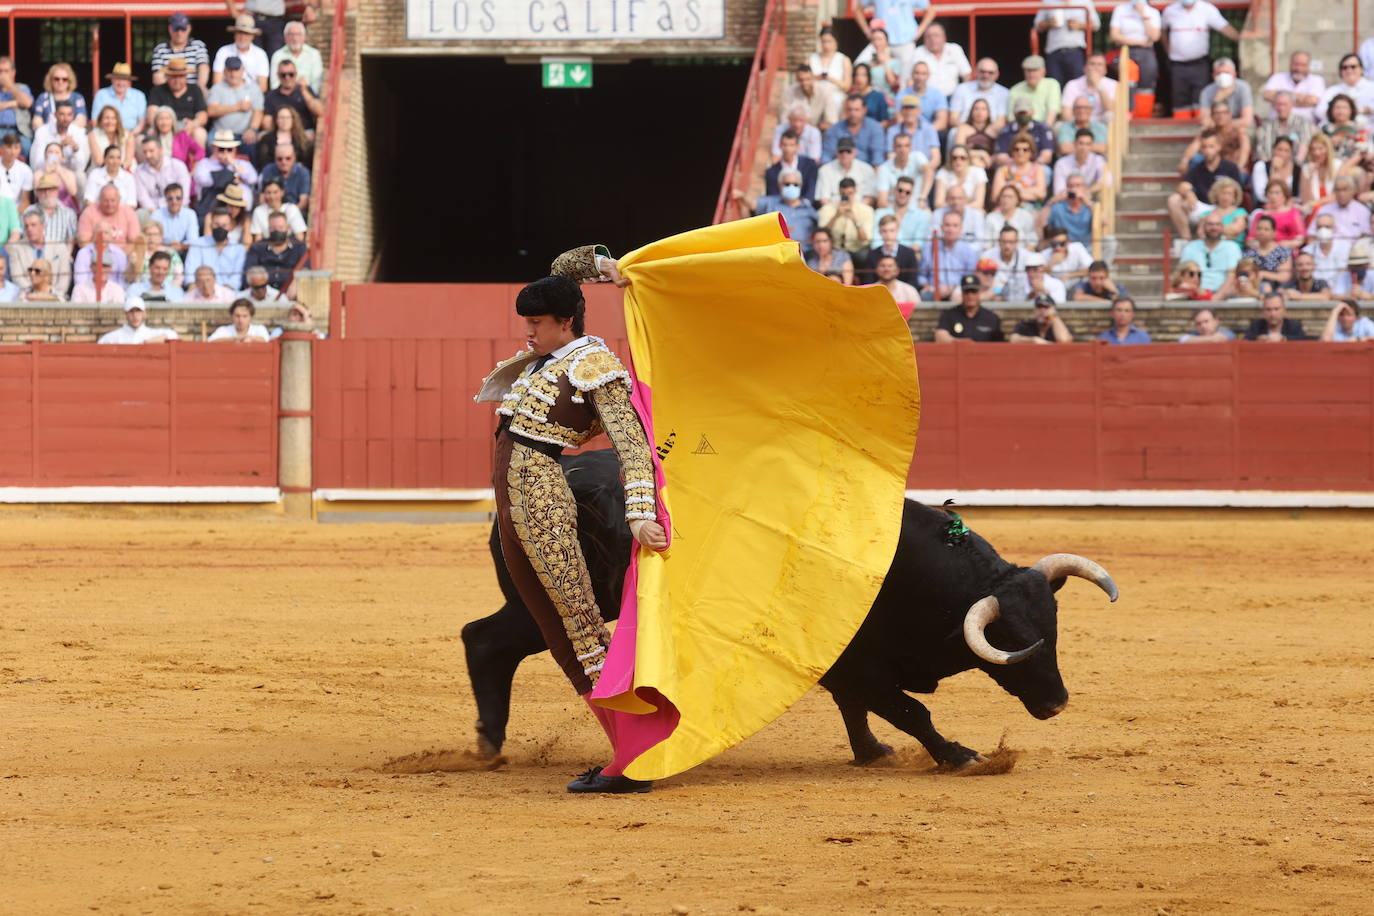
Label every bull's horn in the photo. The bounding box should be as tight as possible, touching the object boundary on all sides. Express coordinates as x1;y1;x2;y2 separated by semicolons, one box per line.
963;596;1044;666
1033;553;1119;602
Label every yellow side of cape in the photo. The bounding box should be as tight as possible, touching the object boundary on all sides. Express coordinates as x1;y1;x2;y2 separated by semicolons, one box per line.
608;215;921;780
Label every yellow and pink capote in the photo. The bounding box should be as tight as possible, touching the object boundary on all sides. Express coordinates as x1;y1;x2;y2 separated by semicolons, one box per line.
588;214;921;781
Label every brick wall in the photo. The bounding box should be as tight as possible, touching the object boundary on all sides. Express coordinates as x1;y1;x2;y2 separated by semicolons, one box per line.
0;304;327;343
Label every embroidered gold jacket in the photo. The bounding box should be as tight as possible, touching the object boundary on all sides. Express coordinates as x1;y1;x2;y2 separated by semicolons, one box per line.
476;337;658;522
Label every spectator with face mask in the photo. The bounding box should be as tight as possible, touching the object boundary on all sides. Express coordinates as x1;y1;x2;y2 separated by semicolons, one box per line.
765;130;819;202
1198;58;1253;127
250;177;305;243
185;207;246;288
1303;212;1350;284
994;97;1055;169
242;209;307;293
733;171;819;251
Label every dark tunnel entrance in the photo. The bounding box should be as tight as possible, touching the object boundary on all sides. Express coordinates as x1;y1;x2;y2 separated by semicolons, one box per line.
362;55;751;282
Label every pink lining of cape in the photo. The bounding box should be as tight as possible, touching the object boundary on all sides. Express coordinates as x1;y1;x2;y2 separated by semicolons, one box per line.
587;367;680;765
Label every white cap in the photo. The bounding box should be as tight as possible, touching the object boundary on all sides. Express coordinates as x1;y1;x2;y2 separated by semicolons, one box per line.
124;297;146;311
1023;251;1046;268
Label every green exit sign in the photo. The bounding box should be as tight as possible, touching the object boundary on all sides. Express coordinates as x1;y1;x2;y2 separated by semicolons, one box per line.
542;57;592;89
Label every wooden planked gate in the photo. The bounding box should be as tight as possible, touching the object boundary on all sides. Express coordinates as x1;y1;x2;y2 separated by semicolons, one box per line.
312;328;1374;493
0;343;277;487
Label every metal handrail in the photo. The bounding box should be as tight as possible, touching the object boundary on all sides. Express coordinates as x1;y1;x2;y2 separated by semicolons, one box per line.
714;0;786;224
309;0;348;268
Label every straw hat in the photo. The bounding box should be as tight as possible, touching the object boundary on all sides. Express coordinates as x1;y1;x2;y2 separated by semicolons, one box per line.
216;184;247;208
106;62;137;81
228;13;261;35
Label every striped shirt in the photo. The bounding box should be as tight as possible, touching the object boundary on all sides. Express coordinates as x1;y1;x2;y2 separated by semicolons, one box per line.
151;39;211;84
24;203;78;245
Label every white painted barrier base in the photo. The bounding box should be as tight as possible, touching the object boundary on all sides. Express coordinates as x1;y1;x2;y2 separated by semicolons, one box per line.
315;488;1374;509
0;487;281;503
0;487;1368;510
904;489;1374;509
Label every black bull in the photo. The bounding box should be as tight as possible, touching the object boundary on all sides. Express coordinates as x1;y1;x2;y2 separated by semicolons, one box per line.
462;450;1118;768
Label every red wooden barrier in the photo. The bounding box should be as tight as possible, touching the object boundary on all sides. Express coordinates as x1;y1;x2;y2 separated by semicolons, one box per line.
0;344;277;487
313;333;1374;493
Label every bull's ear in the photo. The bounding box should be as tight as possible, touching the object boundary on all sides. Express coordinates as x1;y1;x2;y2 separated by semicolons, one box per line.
1049;576;1067;593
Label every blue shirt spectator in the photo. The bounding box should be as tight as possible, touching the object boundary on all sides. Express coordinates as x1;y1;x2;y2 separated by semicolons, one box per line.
919;237;979;296
823;98;888;165
126;279;186;302
886;119;940;163
873;206;931;249
1096;325;1152;345
0;276;18;301
185;234;247;288
870;0;929;47
754;196;819;254
259;159;311;208
91;65;148;132
152;201;200;250
1046;198;1093;244
0;57;31;133
895;82;948;127
1180;237;1242;292
949;77;1010;124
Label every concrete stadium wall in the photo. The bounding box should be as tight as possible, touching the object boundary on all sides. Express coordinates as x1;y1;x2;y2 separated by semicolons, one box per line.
0;344;278;487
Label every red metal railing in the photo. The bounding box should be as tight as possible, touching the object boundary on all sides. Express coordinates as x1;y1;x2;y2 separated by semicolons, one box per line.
0;2;226;73
713;0;786;224
309;0;347;268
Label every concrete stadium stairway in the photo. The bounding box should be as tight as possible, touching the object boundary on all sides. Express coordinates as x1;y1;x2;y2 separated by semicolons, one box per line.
1114;118;1199;298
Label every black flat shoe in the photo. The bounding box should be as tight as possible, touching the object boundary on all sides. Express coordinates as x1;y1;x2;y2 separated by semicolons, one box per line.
567;766;652;794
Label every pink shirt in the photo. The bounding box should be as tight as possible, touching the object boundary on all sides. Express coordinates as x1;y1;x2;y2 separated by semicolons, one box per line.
77;203;140;246
1247;206;1305;244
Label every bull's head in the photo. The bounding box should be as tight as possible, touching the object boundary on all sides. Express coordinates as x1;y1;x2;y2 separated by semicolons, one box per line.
962;554;1118;720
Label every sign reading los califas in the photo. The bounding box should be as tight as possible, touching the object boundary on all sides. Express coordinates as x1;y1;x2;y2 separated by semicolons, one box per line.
408;0;725;41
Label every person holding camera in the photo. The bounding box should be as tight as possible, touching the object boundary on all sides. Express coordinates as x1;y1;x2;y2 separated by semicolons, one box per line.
817;178;876;254
1040;173;1094;244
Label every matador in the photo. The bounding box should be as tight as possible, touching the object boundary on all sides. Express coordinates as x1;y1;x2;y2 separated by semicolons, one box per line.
475;245;668;794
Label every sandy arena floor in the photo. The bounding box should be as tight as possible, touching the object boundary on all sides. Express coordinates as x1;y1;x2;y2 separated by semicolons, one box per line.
2;509;1372;914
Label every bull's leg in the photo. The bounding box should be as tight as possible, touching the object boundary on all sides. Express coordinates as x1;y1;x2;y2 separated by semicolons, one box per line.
461;604;545;757
860;686;982;767
825;687;894;765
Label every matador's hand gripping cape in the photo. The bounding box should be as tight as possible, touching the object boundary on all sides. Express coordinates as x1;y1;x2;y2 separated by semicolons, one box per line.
587;215;921;781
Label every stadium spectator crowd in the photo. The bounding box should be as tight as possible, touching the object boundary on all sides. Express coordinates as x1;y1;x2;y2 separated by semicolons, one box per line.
739;4;1374;344
0;10;319;332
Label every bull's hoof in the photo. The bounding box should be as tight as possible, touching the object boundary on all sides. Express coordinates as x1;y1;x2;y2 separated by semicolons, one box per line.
850;742;895;766
474;721;502;760
932;743;983;771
